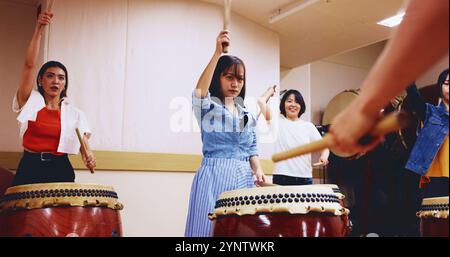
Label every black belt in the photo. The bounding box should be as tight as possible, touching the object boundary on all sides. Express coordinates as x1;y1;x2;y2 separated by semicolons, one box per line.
24;151;67;162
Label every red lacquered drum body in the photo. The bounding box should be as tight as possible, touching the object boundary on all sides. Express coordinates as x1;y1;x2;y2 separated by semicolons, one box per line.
210;185;350;237
0;183;124;237
0;167;14;198
417;196;448;237
317;184;352;236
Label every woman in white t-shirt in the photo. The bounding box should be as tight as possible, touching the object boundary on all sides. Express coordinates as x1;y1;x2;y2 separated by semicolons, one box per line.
259;87;329;185
11;9;95;186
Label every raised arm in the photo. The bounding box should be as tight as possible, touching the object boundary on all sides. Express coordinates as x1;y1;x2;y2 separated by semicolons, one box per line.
257;85;276;123
16;10;54;109
329;0;449;154
406;83;426;121
194;30;230;98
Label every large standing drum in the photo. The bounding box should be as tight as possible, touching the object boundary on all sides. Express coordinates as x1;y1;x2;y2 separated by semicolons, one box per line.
322;90;365;159
0;183;124;237
209;185;350;237
416;196;448;237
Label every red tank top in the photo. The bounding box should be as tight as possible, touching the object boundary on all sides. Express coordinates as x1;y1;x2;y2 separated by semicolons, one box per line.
23;107;64;155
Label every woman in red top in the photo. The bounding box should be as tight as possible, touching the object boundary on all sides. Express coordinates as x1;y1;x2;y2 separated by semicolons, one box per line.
12;8;96;186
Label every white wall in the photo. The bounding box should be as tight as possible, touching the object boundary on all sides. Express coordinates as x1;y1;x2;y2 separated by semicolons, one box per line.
75;170;193;237
46;0;279;157
0;0;279;236
310;61;369;124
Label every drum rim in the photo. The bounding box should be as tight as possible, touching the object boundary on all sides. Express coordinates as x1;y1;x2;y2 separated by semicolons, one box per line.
4;182;116;194
322;89;359;126
0;182;124;212
209;185;349;220
416;196;449;219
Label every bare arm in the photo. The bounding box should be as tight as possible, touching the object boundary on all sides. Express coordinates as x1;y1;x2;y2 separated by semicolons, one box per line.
194;30;230;98
17;11;53;109
319;148;329;165
257;85;276;123
329;0;449;154
250;156;267;185
357;0;448;117
81;134;96;171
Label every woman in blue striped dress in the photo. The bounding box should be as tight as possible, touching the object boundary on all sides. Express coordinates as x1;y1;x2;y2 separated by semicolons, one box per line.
185;30;267;237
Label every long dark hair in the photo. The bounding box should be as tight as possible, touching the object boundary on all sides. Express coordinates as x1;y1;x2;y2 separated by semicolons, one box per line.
209;55;246;106
279;89;306;118
37;61;69;99
437;68;449;98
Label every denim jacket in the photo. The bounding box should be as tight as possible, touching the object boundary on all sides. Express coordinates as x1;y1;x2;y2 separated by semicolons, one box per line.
192;91;258;159
405;84;449;175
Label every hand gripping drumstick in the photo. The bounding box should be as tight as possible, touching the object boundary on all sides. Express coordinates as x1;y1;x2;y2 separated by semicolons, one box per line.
272;111;414;163
222;0;232;53
257;85;277;120
38;0;55;30
312;162;324;167
76;128;95;174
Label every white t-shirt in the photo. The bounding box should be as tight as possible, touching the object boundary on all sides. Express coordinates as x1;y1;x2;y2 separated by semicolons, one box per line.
273;114;322;178
12;89;91;155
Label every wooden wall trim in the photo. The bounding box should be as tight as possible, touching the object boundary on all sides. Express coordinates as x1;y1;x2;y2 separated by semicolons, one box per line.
0;151;276;175
0;151;327;178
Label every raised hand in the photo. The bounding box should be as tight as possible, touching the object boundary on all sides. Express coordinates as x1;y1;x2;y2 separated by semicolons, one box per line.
37;11;54;28
215;30;230;55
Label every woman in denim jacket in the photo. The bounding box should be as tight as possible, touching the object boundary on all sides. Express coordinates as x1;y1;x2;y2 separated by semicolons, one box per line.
405;69;449;198
185;30;267;237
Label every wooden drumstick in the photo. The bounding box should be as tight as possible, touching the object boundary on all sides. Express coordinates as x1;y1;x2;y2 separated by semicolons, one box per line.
38;0;55;29
222;0;232;53
272;111;414;163
312;162;324;167
47;0;55;11
257;182;279;187
76;128;95;174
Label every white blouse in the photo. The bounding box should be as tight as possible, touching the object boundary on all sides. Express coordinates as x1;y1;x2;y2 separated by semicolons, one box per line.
12;90;91;155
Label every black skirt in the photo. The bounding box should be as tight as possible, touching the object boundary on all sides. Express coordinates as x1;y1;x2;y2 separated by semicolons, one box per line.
12;151;75;186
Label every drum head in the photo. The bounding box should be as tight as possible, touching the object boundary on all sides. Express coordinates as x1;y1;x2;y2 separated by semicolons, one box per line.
209;185;349;220
0;182;124;212
417;196;449;219
322;90;361;158
322;90;359;126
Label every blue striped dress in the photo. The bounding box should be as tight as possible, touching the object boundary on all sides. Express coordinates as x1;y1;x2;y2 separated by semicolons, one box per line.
185;92;258;237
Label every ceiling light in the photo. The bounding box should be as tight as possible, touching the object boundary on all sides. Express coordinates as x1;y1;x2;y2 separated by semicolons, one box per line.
377;11;405;27
269;0;321;24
